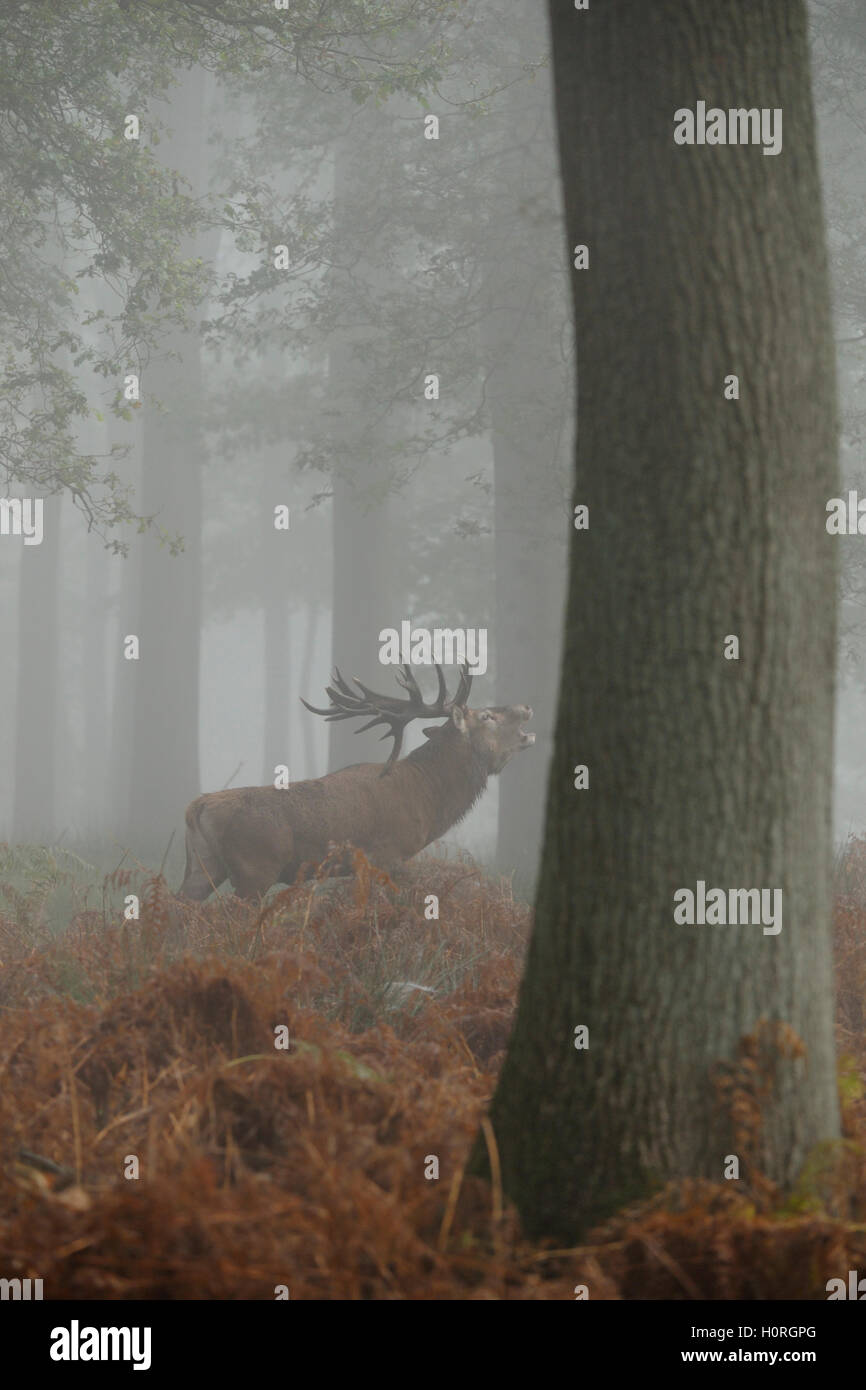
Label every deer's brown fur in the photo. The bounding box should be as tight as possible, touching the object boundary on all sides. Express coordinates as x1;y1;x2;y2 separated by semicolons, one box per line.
178;668;533;900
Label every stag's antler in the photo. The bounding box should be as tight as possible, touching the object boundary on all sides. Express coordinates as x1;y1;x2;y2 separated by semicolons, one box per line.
301;664;473;772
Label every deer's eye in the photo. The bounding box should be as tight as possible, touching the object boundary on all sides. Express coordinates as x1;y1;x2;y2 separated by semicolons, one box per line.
480;711;492;722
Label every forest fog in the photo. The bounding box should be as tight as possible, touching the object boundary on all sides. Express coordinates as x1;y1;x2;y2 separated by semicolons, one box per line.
0;2;863;902
0;0;863;903
0;1;571;896
3;0;866;1319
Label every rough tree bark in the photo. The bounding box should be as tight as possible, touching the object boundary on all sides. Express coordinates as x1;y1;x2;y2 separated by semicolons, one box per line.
478;0;840;1241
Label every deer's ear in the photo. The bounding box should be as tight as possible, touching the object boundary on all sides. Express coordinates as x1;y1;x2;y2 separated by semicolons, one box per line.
450;706;468;735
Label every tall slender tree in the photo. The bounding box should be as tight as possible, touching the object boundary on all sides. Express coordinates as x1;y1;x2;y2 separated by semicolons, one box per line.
127;68;209;845
261;445;294;785
328;115;401;772
478;0;841;1240
107;415;143;843
479;0;571;894
13;495;61;842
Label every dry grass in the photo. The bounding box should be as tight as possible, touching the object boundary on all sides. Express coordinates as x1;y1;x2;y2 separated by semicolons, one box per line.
1;841;866;1299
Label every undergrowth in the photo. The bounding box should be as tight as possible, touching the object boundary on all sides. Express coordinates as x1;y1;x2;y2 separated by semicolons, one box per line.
0;839;865;1298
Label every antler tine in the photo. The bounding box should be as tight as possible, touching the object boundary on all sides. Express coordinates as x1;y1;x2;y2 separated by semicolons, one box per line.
432;662;448;708
300;667;383;722
352;715;385;734
349;675;408;713
382;727;405;768
395;663;423;700
300;663;467;773
394;662;453;715
452;663;472;708
300;695;354;721
351;713;407;766
330;668;368;707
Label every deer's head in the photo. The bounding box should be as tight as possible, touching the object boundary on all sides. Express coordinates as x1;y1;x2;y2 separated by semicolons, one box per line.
444;702;535;774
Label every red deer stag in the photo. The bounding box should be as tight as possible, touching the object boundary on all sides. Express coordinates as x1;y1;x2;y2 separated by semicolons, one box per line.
178;664;534;901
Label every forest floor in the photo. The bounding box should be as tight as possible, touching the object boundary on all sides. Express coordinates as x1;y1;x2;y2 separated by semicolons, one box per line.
2;838;866;1299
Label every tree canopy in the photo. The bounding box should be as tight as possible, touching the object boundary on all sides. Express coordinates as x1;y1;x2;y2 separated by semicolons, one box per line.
0;0;457;541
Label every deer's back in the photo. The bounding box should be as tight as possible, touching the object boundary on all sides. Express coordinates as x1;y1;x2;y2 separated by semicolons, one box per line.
191;761;432;865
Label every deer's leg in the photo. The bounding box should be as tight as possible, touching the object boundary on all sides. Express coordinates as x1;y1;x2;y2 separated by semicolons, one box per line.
178;837;227;901
223;822;296;901
178;799;229;901
224;852;285;901
228;878;267;901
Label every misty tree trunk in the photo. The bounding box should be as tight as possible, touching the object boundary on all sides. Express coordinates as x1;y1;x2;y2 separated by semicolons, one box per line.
13;495;61;841
84;534;110;832
328;121;394;772
299;603;318;778
329;474;390;772
108;416;142;843
479;0;840;1241
80;275;120;839
127;67;207;848
474;0;569;900
261;464;292;784
80;368;112;836
263;607;292;785
482;254;567;902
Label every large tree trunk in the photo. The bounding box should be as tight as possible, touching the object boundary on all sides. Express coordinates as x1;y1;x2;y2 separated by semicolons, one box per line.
127;67;207;849
480;0;840;1241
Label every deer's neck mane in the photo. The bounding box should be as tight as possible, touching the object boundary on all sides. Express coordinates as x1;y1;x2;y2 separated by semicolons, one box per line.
402;729;489;836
